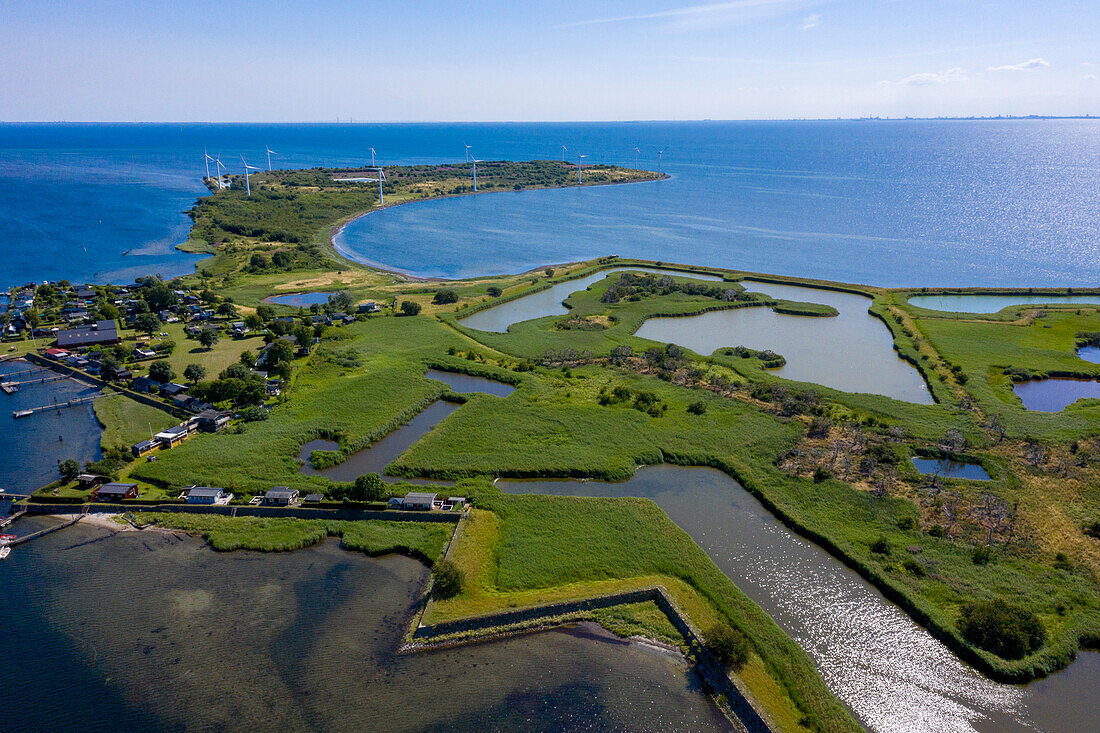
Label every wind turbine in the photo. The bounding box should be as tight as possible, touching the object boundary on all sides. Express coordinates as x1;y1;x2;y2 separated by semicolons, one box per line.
561;145;567;162
578;154;588;183
634;147;640;169
370;166;387;204
265;145;277;172
370;147;376;166
657;149;664;176
465;145;478;191
241;155;262;196
203;148;213;180
464;143;472;162
214;156;227;189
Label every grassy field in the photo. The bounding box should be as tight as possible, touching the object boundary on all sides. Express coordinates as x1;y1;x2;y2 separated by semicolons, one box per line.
93;392;177;448
93;163;1100;733
129;513;453;560
158;322;267;378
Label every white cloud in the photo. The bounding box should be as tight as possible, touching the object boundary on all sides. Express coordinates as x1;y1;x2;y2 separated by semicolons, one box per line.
987;58;1050;72
800;14;821;30
556;0;812;28
895;67;969;87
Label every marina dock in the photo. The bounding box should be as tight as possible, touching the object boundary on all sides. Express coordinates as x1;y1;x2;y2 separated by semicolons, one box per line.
13;391;114;418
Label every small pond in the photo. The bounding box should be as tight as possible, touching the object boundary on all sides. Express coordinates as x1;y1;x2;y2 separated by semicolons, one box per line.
911;457;991;481
263;291;335;307
1078;346;1100;364
459;267;722;333
908;293;1100;313
635;280;933;404
1013;378;1100;412
426;368;516;397
498;464;1097;733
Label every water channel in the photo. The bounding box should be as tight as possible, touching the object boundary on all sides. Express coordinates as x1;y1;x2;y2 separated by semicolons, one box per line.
262;291;336;307
910;457;991;481
459;266;722;333
497;464;1097;733
907;294;1100;313
635;280;933;404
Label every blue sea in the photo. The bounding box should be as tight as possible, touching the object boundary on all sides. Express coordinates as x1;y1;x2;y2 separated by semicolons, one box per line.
1;120;1098;289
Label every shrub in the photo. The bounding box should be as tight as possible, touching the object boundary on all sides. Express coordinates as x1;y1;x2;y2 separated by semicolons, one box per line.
705;624;751;672
1054;552;1073;572
399;301;421;316
432;559;464;599
238;406;268;422
927;524;946;538
59;458;81;481
972;546;994;565
812;466;831;483
958;601;1046;659
870;536;891;555
897;517;915;531
1086;521;1100;539
903;559;926;577
433;289;458;304
487;286;503;297
687;401;707;415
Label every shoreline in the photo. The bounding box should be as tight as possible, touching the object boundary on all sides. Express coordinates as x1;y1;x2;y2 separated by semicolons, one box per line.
327;173;670;281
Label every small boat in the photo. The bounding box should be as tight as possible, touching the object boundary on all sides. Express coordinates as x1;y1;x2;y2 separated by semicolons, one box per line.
0;546;11;559
0;534;16;541
13;409;33;418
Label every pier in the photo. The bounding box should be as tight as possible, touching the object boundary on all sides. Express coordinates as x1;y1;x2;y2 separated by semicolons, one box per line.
0;366;50;380
13;391;115;418
2;373;67;390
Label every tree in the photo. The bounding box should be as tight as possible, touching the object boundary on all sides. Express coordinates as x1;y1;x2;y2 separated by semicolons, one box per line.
59;458;81;481
487;286;503;297
238;405;268;422
941;428;967;453
134;312;160;336
249;253;269;269
244;313;263;331
705;624;751;671
544;268;555;278
272;250;292;268
431;560;464;599
981;414;1007;443
293;324;313;349
217;302;238;318
143;281;178;312
148;360;174;383
433;289;458;305
328;290;353;311
255;304;275;322
399;300;421;316
348;473;387;502
198;329;220;350
958;601;1046;659
183;363;206;384
239;349;257;367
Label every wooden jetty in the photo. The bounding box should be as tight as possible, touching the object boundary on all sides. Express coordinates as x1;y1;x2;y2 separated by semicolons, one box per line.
0;366;50;381
2;374;67;389
12;391;115;418
7;513;84;546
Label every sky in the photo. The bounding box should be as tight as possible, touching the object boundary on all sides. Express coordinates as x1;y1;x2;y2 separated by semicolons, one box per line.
1;0;1097;121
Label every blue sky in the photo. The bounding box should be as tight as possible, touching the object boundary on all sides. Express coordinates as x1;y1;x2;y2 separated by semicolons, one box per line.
1;0;1096;120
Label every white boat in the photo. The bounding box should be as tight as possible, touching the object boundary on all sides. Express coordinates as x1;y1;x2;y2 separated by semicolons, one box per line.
13;409;32;418
0;546;11;560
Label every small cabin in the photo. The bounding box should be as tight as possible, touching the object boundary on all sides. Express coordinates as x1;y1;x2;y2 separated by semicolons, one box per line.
91;482;139;502
195;409;230;432
401;492;437;511
131;438;158;457
76;473;108;490
263;487;299;506
184;486;233;505
155;424;192;448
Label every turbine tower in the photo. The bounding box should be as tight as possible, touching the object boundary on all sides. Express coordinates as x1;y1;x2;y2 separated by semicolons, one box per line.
578;154;588;184
265;146;277;172
204;148;213;180
657;149;664;176
370;166;387;204
214;156;227;189
464;143;472;162
465;145;478;191
241;155;262;196
634;147;640;169
370;147;377;167
561;145;567;162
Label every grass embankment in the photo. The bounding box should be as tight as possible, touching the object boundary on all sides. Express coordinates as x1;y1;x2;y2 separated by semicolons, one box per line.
94;393;177;448
129;512;453;560
427;495;852;733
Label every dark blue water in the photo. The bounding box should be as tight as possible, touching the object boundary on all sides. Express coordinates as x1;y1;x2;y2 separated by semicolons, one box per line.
2;121;1098;289
263;291;336;307
0;360;102;492
911;457;991;481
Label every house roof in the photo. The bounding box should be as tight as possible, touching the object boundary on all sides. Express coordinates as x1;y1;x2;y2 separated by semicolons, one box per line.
97;482;137;494
57;319;118;348
187;486;227;498
265;487;298;499
404;492;437;503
